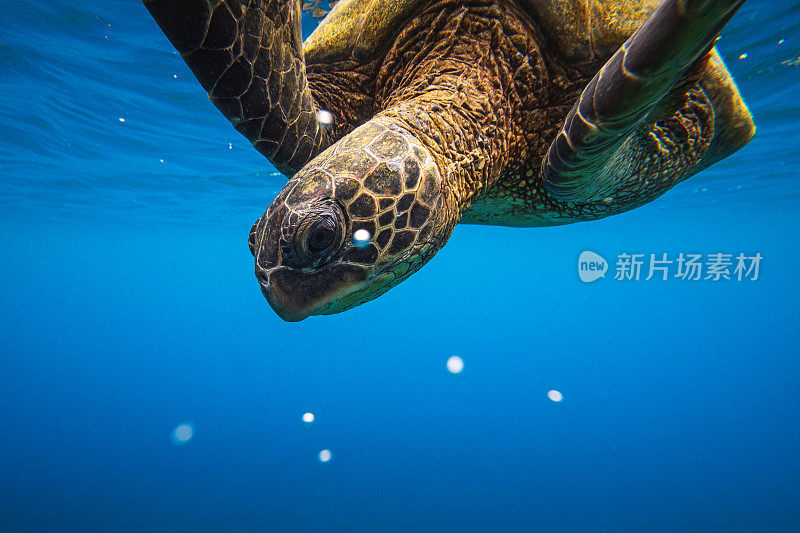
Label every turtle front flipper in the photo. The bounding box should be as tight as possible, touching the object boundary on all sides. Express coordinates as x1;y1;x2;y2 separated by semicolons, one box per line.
542;0;752;203
143;0;331;174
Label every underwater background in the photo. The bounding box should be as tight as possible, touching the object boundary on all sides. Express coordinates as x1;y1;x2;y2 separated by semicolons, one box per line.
1;1;799;531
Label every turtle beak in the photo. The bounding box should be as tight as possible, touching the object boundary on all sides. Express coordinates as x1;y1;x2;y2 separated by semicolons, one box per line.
261;287;313;322
257;270;315;322
251;213;318;322
256;264;370;322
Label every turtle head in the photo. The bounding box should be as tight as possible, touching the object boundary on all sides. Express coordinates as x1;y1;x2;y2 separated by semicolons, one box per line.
250;122;454;321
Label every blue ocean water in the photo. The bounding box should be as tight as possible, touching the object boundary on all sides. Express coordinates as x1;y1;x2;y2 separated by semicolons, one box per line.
1;1;799;530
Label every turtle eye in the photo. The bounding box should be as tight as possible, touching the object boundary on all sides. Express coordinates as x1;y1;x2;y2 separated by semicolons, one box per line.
306;221;336;256
285;203;346;268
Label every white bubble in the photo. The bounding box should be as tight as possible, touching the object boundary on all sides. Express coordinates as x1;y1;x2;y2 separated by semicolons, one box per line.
171;422;194;445
446;356;464;374
228;142;233;150
118;117;125;123
302;412;315;426
547;390;563;402
318;449;331;463
352;229;371;249
316;109;334;127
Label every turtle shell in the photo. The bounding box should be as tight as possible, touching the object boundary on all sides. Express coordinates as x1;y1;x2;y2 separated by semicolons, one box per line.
303;0;754;227
517;0;662;63
304;0;662;65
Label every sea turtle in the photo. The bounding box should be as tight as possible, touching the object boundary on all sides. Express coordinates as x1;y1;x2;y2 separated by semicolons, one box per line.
143;0;754;321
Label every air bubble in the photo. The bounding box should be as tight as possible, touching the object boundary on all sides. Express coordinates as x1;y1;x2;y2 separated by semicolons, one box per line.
318;449;331;463
302;412;315;428
547;390;563;402
171;422;194;445
446;356;464;374
352;229;371;249
316;109;334;128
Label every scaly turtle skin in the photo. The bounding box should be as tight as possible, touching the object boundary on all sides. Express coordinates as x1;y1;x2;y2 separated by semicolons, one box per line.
143;0;754;321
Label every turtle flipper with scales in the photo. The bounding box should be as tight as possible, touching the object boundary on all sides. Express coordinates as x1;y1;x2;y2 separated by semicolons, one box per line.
143;0;754;320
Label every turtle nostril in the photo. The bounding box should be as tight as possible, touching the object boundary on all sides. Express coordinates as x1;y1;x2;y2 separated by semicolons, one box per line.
256;270;269;286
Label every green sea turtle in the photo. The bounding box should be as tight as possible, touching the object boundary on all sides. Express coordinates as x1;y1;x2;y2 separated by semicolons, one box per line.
143;0;754;321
